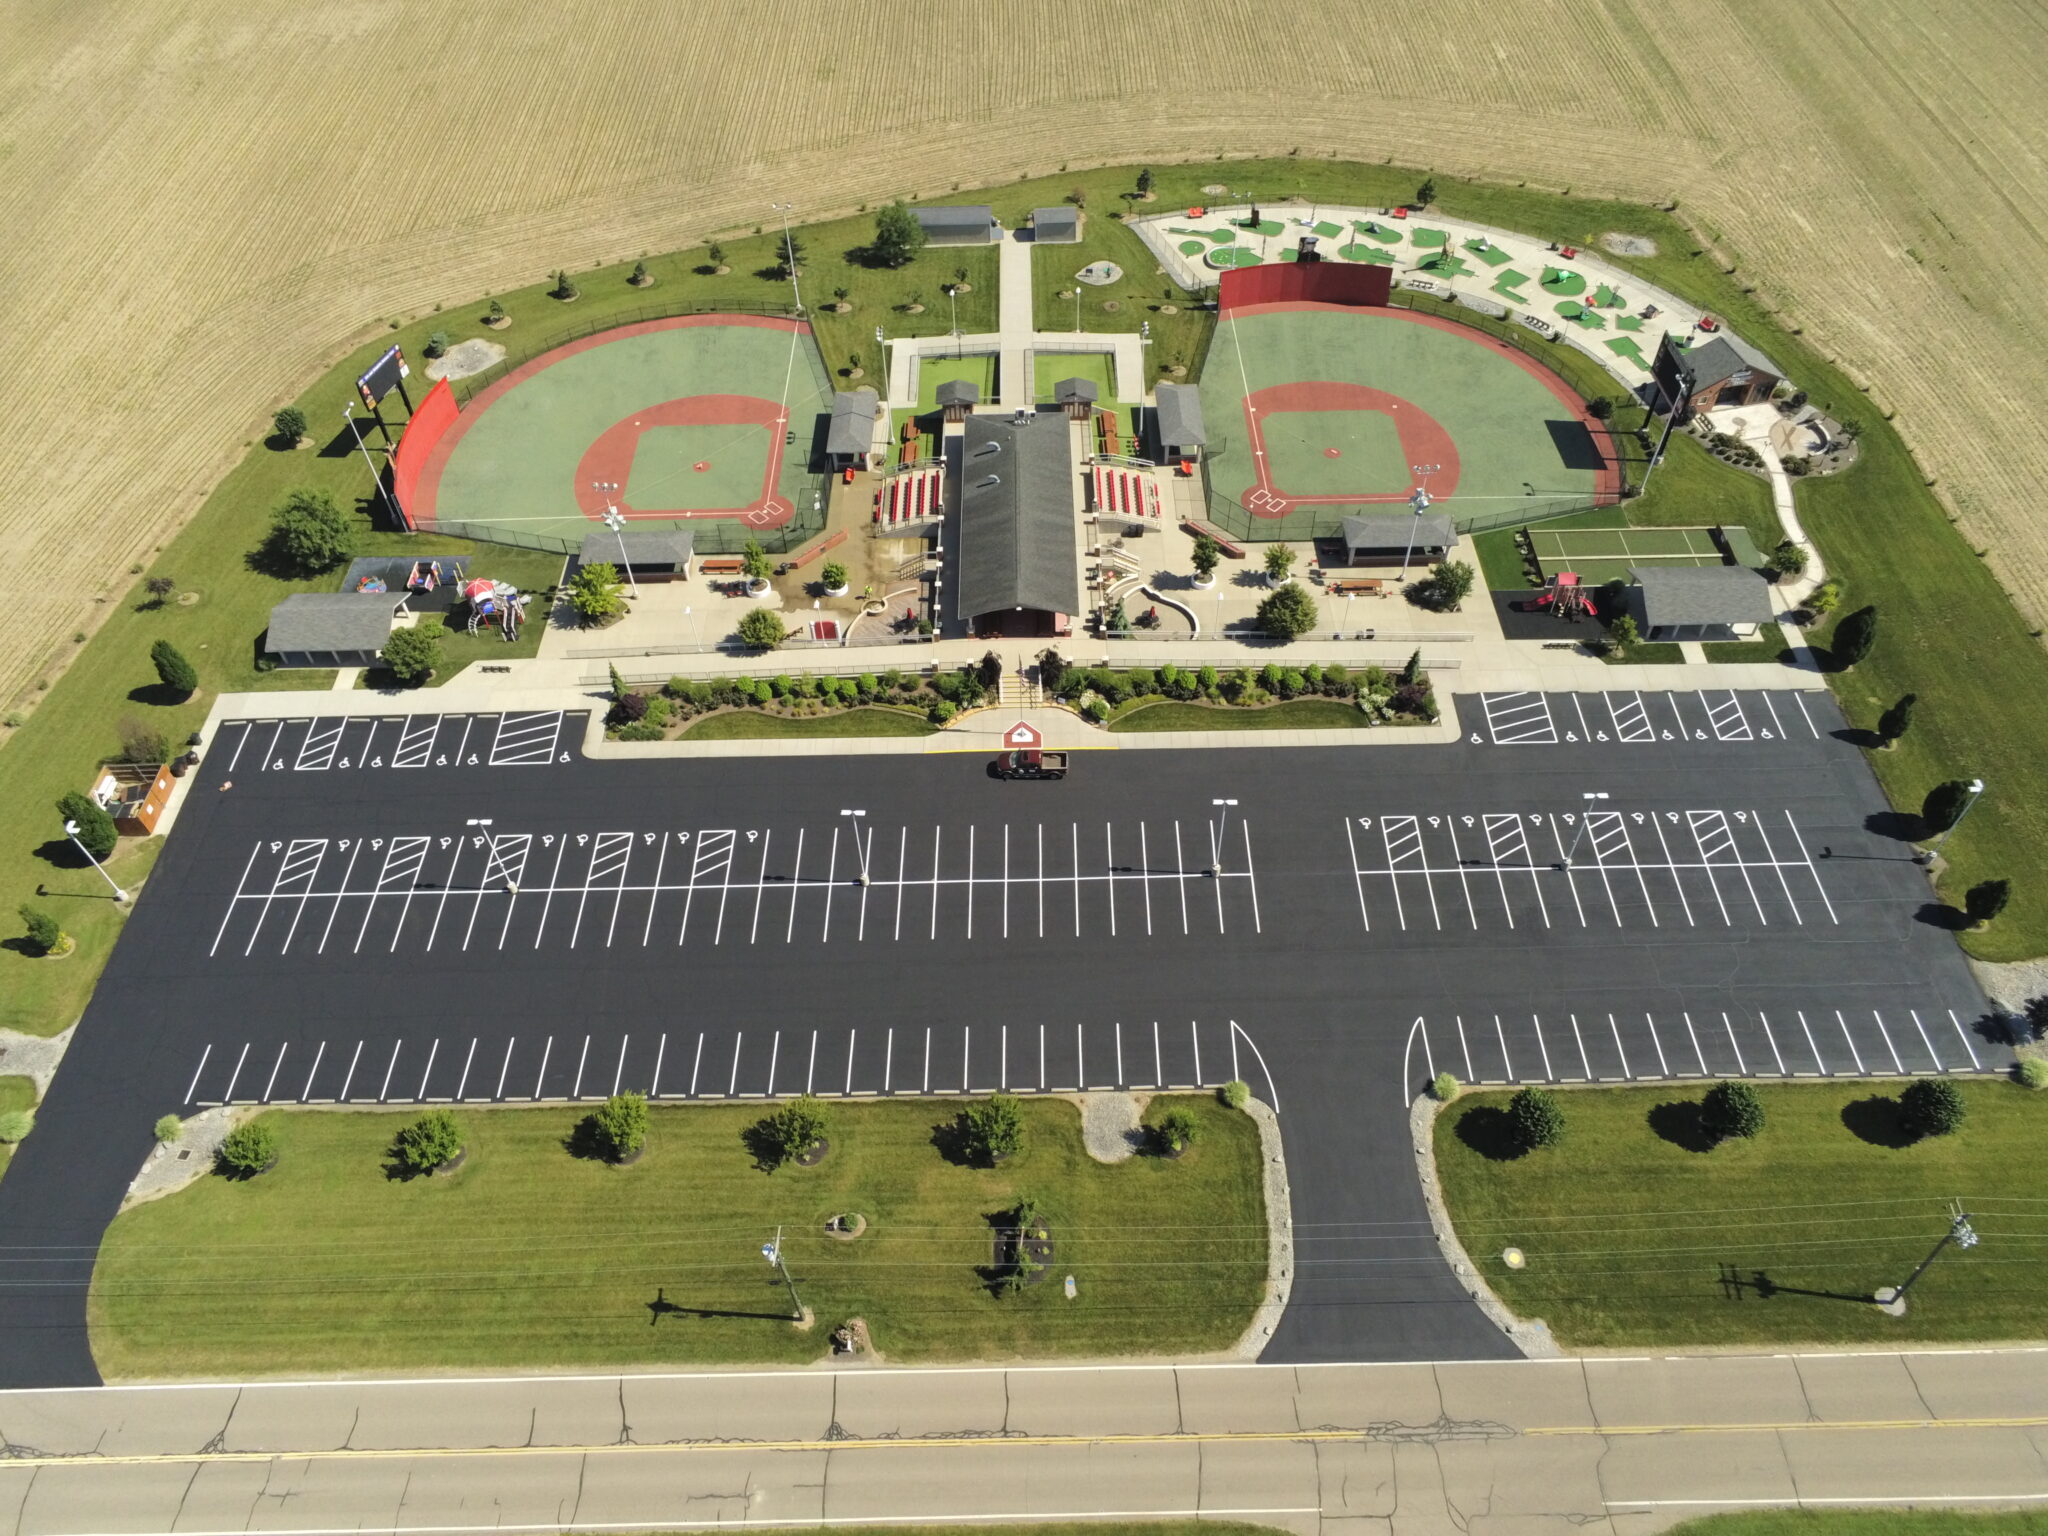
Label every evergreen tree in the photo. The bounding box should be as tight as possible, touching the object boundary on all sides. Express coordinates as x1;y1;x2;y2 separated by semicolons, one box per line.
56;791;116;858
1965;878;2010;927
1831;604;1878;669
1876;693;1916;749
149;639;198;698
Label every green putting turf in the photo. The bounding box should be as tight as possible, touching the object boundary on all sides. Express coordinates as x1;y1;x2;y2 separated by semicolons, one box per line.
1559;304;1606;330
624;424;771;512
1353;220;1402;244
1540;266;1587;297
1258;409;1412;498
1614;315;1644;332
1604;337;1651;370
1178;240;1207;256
915;353;998;413
1420;255;1473;280
1279;248;1299;262
1249;219;1284;236
1310;220;1344;238
1339;245;1399;265
1206;228;1237;245
1594;283;1624;308
1465;240;1513;267
1208;247;1262;267
1410;227;1449;248
428;316;833;549
1034;350;1119;404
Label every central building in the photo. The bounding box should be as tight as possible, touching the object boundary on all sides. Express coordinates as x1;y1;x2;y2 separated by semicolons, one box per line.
955;412;1081;638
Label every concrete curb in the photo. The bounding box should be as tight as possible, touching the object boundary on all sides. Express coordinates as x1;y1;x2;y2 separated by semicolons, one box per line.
1233;1093;1295;1360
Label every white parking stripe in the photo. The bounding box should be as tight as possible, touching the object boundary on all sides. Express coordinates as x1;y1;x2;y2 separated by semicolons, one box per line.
1833;1010;1866;1074
1870;1010;1906;1074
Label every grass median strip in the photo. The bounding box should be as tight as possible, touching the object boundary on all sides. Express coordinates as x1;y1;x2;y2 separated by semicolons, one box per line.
90;1094;1264;1378
679;707;937;740
1109;699;1370;732
1435;1079;2045;1349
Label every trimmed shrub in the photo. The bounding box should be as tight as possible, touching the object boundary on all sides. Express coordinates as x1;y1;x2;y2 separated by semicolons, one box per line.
765;1095;831;1164
1507;1086;1565;1149
741;539;774;582
569;563;626;624
961;1093;1025;1163
2015;1057;2047;1089
1765;540;1809;579
217;1120;278;1175
0;1110;33;1144
1901;1077;1965;1138
380;624;441;685
1608;614;1641;649
1153;1106;1199;1153
820;560;848;590
19;905;62;956
393;1109;464;1173
423;331;449;360
1219;1079;1249;1108
737;608;788;650
1700;1080;1765;1141
1430;1072;1460;1103
153;1114;183;1144
591;1091;649;1159
1255;581;1317;640
1262;543;1297;581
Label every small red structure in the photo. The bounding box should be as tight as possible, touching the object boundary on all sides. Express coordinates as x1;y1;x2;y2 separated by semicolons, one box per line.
1560;245;1578;259
1698;314;1721;332
1392;206;1410;219
1530;571;1593;622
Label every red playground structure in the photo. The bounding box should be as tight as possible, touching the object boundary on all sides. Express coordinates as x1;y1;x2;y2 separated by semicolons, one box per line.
1529;571;1594;622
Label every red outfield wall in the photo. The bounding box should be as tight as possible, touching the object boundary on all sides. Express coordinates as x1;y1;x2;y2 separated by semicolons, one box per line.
390;377;458;531
1217;262;1391;313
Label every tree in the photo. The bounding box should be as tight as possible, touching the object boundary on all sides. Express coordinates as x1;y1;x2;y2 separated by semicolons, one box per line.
487;299;507;323
393;1109;464;1173
1766;540;1810;580
1262;543;1296;583
550;269;579;299
1900;1077;1964;1139
1965;878;2011;928
380;624;441;685
821;560;848;590
777;231;805;277
1507;1086;1565;1150
1191;533;1220;580
18;904;62;956
217;1120;278;1176
1876;693;1916;749
1401;648;1423;687
1586;396;1614;420
1701;1080;1765;1142
118;716;168;765
707;242;726;270
1416;176;1437;205
1831;604;1877;669
148;639;198;699
962;1093;1025;1163
1808;580;1843;616
1039;649;1068;695
737;608;788;650
742;539;774;582
1426;559;1475;612
568;562;626;624
1922;778;1978;833
767;1094;830;1163
1154;1106;1198;1153
872;201;927;267
1255;581;1317;640
1136;167;1155;196
608;663;628;703
268;487;352;574
630;259;649;284
144;574;176;607
1608;614;1641;649
423;331;449;359
591;1091;649;1160
56;791;116;859
272;406;307;444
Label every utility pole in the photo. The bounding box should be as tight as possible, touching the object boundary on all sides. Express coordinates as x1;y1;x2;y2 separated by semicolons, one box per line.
1875;1206;1978;1316
762;1227;804;1320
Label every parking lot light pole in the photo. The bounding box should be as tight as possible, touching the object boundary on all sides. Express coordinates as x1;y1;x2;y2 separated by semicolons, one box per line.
65;819;127;902
1919;778;1984;866
842;808;870;885
1875;1207;1977;1316
1558;792;1610;869
1208;797;1238;878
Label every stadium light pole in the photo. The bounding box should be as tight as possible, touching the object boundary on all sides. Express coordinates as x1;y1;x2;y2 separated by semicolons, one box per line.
1559;792;1610;870
1920;778;1985;866
344;403;401;527
769;203;804;314
598;495;638;599
841;808;870;885
64;819;127;903
1208;797;1238;879
1400;467;1440;579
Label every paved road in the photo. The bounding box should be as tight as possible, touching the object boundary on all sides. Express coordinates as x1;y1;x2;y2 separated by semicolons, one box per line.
0;694;2002;1386
2;1352;2043;1535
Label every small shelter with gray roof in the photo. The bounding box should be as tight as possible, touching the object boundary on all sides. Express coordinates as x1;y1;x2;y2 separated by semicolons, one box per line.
912;205;1001;245
1052;377;1099;420
1338;511;1455;566
265;592;408;669
1653;330;1785;420
577;526;694;583
955;413;1080;638
1626;564;1775;641
1153;383;1206;461
1031;207;1081;244
935;377;980;422
826;386;880;468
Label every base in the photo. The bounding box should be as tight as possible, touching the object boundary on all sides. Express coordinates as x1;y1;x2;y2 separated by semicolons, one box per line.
1872;1285;1908;1317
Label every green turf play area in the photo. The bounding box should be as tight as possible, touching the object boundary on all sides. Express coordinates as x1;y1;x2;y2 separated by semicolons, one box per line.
915;353;999;413
1034;349;1120;404
1201;304;1618;541
1529;524;1725;585
417;315;833;553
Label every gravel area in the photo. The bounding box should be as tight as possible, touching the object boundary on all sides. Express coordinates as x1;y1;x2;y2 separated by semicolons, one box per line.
1600;232;1658;257
424;338;507;381
121;1106;243;1209
1229;1093;1295;1360
1077;1091;1145;1161
0;1026;72;1096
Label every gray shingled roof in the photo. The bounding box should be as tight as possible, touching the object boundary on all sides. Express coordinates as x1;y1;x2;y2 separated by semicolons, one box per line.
1154;383;1206;448
956;414;1080;620
1667;331;1784;391
1632;565;1775;628
913;205;998;237
267;593;402;654
1341;511;1455;551
935;378;980;407
578;527;694;568
1032;207;1081;243
1052;377;1099;406
825;386;880;456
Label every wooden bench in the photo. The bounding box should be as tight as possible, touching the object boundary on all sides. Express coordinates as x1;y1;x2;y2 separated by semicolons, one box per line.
1327;578;1387;597
698;556;744;575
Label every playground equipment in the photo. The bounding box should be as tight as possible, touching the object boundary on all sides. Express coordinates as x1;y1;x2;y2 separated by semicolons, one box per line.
1529;571;1593;622
461;579;530;641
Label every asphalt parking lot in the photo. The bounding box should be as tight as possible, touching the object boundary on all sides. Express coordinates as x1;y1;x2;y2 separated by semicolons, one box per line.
0;690;2004;1386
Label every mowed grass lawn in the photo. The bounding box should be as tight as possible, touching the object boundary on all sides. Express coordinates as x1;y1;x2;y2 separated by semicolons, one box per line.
0;1076;35;1181
1109;700;1369;732
1436;1080;2046;1349
90;1095;1265;1379
679;707;936;739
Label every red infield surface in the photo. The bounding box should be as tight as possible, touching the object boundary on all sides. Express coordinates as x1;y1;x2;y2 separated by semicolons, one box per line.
1237;380;1462;520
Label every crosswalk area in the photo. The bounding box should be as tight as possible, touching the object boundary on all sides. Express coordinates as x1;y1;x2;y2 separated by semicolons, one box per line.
181;1018;1276;1109
1345;805;1834;931
1472;689;1823;747
209;814;1263;959
1406;1003;2006;1090
218;711;573;774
